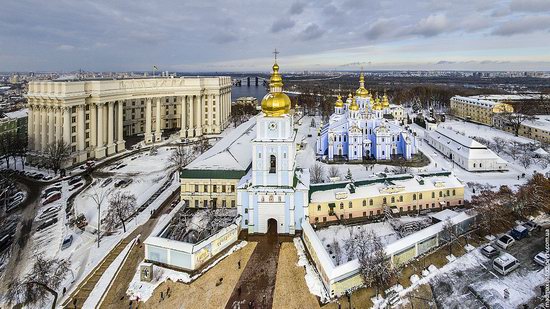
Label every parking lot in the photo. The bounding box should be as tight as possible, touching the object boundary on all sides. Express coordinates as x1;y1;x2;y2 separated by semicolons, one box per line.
430;228;547;308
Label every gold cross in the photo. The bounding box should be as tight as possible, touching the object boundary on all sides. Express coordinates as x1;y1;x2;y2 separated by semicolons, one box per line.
273;48;280;63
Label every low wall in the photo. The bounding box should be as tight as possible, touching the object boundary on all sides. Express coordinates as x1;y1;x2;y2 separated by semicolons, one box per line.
144;212;241;271
301;211;476;297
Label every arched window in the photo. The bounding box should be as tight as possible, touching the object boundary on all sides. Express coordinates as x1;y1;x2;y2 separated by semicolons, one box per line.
362;200;367;207
399;196;403;202
446;190;450;196
369;199;373;206
269;155;276;173
413;194;417;201
391;197;395;203
317;205;321;211
431;192;435;198
452;189;456;196
348;201;353;208
419;193;423;199
340;202;344;209
383;197;387;204
439;191;443;197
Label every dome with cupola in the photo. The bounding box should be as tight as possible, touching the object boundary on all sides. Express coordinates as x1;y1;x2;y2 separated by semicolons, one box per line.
355;73;369;98
261;63;291;117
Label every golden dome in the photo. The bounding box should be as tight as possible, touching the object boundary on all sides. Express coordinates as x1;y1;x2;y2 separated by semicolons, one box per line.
373;97;382;110
261;62;291;117
349;97;359;111
335;95;344;108
382;94;390;108
355;73;369;98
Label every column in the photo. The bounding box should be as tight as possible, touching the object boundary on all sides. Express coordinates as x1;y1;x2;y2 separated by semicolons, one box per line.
62;107;71;146
195;95;202;136
27;105;34;151
41;105;47;150
89;102;96;149
187;95;194;137
33;105;41;151
46;107;54;145
154;97;162;142
179;96;186;138
144;98;152;144
55;107;62;142
95;103;106;158
116;101;125;152
107;102;115;155
76;105;86;162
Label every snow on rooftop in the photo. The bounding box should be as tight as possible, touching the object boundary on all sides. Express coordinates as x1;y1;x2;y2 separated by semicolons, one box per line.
523;115;550;132
4;108;28;119
428;209;459;221
427;127;505;161
185;117;256;171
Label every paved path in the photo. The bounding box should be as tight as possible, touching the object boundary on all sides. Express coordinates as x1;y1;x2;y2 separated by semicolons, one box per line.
225;224;282;309
62;190;176;308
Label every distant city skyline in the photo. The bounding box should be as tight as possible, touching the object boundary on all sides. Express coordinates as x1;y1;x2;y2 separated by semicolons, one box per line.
1;0;550;72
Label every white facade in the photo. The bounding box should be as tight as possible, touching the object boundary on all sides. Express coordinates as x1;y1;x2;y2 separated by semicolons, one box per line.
425;127;508;171
25;77;232;166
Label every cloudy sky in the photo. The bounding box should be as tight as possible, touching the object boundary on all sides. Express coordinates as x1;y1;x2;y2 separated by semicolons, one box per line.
1;0;550;72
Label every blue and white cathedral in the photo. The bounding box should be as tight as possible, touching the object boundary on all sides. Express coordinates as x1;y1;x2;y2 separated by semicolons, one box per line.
237;62;309;235
316;74;417;161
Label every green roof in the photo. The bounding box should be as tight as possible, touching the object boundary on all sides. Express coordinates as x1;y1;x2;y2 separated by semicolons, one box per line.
180;169;247;180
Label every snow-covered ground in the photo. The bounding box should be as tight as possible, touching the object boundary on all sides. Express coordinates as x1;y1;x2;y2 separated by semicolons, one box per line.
74;147;176;229
126;241;248;303
293;238;330;302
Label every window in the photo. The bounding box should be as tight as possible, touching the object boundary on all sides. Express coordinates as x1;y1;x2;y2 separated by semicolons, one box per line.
244;208;248;214
383;197;387;204
231;200;235;207
245;219;248;225
369;211;373;217
340;202;344;209
399;196;403;202
419;193;423;199
348;201;352;208
413;194;416;201
269;155;276;173
204;185;208;192
369;199;373;206
391;197;395;203
195;185;199;192
195;200;199;207
212;185;217;192
432;192;435;198
439;191;443;197
231;185;235;192
349;214;352;219
222;185;226;192
362;200;366;207
452;189;456;196
317;205;321;211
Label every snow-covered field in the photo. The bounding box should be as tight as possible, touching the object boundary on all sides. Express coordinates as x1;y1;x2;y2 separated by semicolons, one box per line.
74;147;176;229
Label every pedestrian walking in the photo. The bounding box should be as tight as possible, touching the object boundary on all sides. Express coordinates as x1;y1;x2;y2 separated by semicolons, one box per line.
167;286;171;298
238;260;241;269
63;287;66;296
160;291;164;302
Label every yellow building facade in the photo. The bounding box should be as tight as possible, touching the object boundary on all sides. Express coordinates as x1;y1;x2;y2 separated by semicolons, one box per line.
450;96;513;126
308;172;465;224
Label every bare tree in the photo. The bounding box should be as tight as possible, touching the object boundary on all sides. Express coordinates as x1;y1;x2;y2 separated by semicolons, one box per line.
86;186;111;247
4;255;70;309
356;231;398;298
193;136;211;154
169;144;195;169
327;165;341;179
391;165;411;174
506;141;523;160
44;140;71;175
309;162;325;184
441;217;458;256
496;111;535;137
470;185;514;234
492;137;507;154
519;154;532;169
331;238;342;265
104;191;137;232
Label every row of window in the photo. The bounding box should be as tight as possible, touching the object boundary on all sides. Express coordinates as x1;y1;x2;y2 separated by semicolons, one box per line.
192;184;235;193
190;199;235;208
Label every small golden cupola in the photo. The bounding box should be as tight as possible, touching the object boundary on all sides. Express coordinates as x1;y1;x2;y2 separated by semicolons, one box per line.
355;72;369;98
372;97;382;111
382;93;390;108
261;62;291;117
335;95;344;108
349;96;359;111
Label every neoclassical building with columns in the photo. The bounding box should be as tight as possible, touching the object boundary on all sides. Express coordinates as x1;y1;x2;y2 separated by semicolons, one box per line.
26;77;232;166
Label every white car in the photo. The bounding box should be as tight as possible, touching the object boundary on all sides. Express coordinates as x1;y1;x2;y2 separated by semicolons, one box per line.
496;234;515;250
493;253;520;276
534;252;549;267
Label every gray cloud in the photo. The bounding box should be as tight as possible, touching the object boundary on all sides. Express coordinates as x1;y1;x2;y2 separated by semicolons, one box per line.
436;60;455;65
289;2;306;15
299;23;324;41
409;14;451;37
364;19;394;40
510;0;550;12
271;18;295;33
492;15;550;36
210;32;239;44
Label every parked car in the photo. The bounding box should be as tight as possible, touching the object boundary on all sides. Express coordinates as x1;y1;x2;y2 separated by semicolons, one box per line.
41;205;61;215
33;173;45;180
36;218;58;232
481;245;500;259
115;179;132;188
493;253;520;276
42;175;53;181
496;234;515;249
510;225;529;240
534;252;549;267
68;176;82;186
115;164;127;170
61;235;73;250
69;182;83;191
101;178;113;188
7;200;22;212
42;192;61;205
522;221;540;233
41;185;62;198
